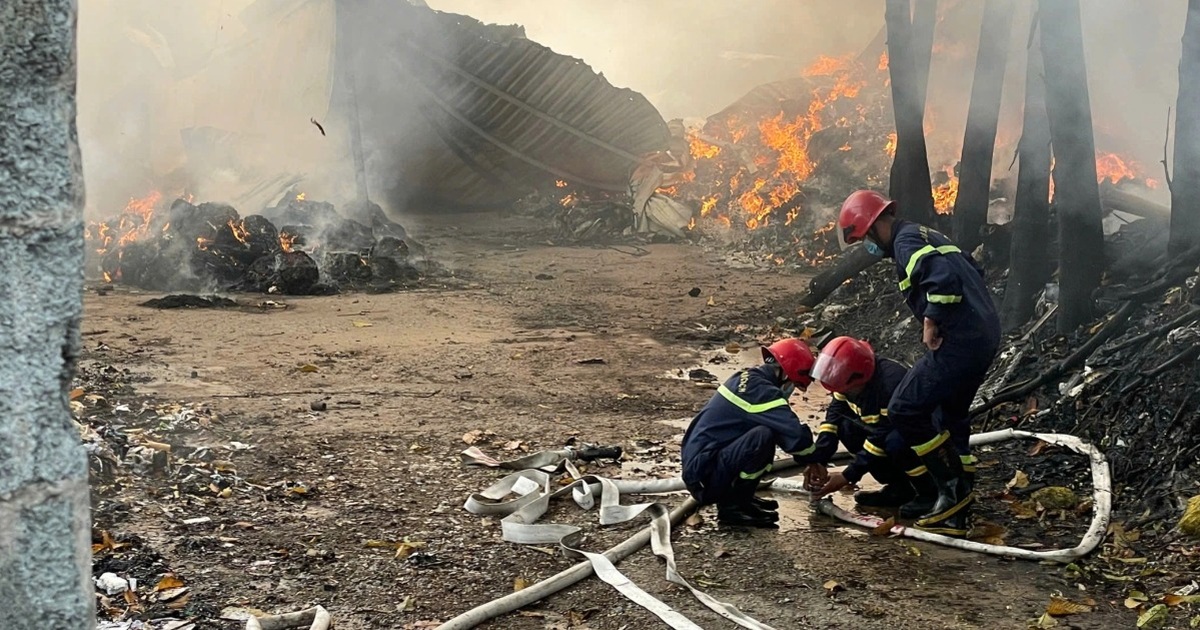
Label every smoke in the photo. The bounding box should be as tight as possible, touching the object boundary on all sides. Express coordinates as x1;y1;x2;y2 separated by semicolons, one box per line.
77;0;1184;219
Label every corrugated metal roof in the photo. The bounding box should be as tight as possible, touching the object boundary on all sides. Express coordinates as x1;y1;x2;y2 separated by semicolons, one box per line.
333;1;670;210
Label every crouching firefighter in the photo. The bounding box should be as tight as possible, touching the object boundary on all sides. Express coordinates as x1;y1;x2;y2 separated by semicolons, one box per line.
681;338;817;528
805;337;936;517
838;190;1002;536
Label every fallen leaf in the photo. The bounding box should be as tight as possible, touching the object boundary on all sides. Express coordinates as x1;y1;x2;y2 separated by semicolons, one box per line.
1046;595;1092;616
503;440;525;451
1030;612;1058;628
399;595;415;612
725;342;741;354
395;539;426;560
70;388;85;400
1011;500;1039;519
969;521;1007;542
906;545;922;557
1028;440;1050;456
514;577;530;591
166;592;191;609
1007;470;1031;490
685;513;704;528
1164;594;1200;607
462;430;484;445
706;296;717;306
298;364;319;373
352;321;373;328
870;516;896;537
823;580;844;595
1137;604;1169;628
154;574;185;591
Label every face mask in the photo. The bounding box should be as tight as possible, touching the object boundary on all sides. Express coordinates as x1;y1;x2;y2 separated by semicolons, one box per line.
780;382;796;398
864;239;884;258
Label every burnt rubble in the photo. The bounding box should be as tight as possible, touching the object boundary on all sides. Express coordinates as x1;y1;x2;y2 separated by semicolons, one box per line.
86;196;447;295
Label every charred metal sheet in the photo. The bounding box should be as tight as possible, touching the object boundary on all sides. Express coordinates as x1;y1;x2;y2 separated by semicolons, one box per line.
332;1;670;210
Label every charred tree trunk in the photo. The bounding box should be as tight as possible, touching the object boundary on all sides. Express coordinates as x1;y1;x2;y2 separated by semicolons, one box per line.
1039;0;1105;333
797;245;880;309
912;0;938;108
886;0;938;226
952;0;1015;252
1170;1;1200;257
1001;33;1053;331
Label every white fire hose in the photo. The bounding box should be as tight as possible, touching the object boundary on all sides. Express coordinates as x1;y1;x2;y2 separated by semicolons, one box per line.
442;428;1111;629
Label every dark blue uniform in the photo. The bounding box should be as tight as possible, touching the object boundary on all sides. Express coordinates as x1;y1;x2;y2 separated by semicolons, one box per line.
887;220;1000;469
682;366;816;505
810;358;924;485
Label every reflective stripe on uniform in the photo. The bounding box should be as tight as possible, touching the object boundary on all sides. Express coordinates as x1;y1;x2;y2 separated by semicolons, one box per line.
717;385;789;414
863;440;887;457
898;244;962;291
834;393;886;423
912;430;950;456
790;444;817;457
927;293;963;304
906;465;929;477
960;454;977;473
818;423;839;434
739;463;773;480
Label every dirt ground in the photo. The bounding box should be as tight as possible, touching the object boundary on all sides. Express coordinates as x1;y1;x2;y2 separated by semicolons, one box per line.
83;214;1133;630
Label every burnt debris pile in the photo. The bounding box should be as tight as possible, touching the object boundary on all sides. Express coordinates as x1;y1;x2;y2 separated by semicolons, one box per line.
86;194;446;295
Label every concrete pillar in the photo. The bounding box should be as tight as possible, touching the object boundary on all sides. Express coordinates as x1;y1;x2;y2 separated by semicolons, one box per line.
0;1;95;628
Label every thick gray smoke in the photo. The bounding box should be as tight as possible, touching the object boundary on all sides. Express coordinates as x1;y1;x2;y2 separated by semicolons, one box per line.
78;0;1184;217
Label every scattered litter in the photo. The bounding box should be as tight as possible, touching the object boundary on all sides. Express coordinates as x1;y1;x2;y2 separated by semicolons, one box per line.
140;294;236;309
575;358;606;365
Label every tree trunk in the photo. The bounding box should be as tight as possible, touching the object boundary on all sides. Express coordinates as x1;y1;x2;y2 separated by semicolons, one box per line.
0;2;93;629
798;246;880;309
912;0;938;108
1000;32;1054;331
952;0;1015;252
1170;1;1200;256
886;0;938;226
1039;0;1106;333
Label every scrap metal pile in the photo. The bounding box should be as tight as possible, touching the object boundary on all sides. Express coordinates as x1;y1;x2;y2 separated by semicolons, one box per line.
85;193;445;295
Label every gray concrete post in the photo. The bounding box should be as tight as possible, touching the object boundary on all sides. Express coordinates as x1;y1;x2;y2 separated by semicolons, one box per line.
0;1;95;628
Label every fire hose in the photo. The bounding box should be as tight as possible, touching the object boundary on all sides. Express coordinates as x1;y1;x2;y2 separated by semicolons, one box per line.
441;429;1111;629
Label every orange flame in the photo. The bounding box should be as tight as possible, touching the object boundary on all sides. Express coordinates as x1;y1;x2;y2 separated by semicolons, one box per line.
687;132;721;160
295;192;307;201
555;179;568;188
884;132;897;159
228;219;250;245
877;52;889;72
280;231;297;253
932;166;959;215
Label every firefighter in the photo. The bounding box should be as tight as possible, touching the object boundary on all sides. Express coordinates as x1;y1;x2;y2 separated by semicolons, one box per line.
681;338;817;528
837;190;1001;536
805;336;937;517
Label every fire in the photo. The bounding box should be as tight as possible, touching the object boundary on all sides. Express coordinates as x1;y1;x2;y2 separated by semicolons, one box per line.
687;132;721;160
1094;152;1157;188
555;180;568;188
559;193;577;208
296;192;307;201
228;219;250;245
280;231;297;253
884;132;897;159
700;197;718;216
877;52;889;72
932;165;958;215
803;54;851;78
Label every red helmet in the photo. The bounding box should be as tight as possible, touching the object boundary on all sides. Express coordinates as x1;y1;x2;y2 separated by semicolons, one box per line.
812;336;876;394
838;190;895;246
762;338;815;389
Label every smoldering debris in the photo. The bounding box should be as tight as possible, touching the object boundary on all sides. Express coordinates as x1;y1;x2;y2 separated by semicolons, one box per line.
85;194;448;295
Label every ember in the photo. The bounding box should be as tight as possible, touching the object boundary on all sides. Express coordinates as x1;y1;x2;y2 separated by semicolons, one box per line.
84;194;444;295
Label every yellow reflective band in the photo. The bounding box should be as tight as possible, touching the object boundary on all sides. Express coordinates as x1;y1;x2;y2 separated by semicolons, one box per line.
818;423;839;434
739;463;773;480
916;492;975;526
790;444;817;457
880;408;888;416
860;414;881;424
863;441;887;457
898;244;961;290
832;392;848;402
960;455;978;465
912;430;950;456
906;465;928;477
717;385;789;414
927;293;963;304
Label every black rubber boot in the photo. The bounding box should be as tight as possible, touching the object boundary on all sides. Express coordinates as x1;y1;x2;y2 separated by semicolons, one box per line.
750;495;779;510
717;501;779;528
899;472;939;519
914;440;966;524
854;481;916;508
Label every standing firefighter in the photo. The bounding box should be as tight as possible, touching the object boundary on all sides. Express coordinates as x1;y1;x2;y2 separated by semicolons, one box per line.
806;337;937;517
837;190;1001;536
681;339;817;528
